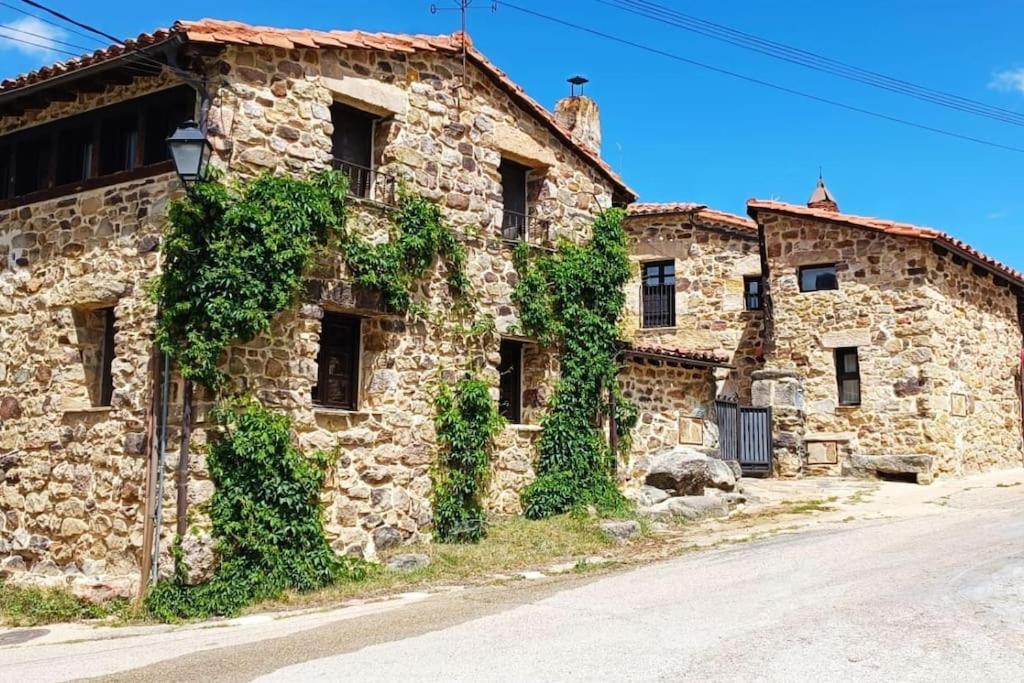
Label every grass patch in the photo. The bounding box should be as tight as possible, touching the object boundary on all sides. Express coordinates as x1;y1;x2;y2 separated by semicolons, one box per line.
257;513;618;612
782;498;836;514
0;584;130;627
996;481;1021;488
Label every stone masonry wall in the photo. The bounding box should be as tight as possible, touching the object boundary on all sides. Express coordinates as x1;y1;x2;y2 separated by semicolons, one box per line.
623;212;764;403
618;357;718;486
759;211;1023;477
1;40;625;581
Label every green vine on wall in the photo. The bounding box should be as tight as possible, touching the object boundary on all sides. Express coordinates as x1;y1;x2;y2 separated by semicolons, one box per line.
431;374;504;543
341;188;469;314
512;208;639;519
152;169;350;390
148;169;469;618
146;399;373;620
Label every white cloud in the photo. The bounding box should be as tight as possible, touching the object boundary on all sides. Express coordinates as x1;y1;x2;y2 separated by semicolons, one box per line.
0;16;67;59
989;67;1024;94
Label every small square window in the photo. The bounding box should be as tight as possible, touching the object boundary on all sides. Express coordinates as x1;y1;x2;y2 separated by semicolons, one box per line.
498;339;523;423
835;347;861;406
744;276;764;310
799;264;839;292
641;260;675;328
313;313;361;410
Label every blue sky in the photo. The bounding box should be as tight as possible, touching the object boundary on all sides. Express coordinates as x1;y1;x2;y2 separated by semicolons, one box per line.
2;0;1023;270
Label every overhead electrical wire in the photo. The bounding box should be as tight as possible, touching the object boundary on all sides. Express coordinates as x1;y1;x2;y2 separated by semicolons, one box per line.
0;1;105;46
496;1;1024;154
602;0;1024;128
0;17;93;52
0;30;78;56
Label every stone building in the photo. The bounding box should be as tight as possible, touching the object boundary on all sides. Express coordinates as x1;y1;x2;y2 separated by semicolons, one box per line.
0;18;687;584
747;180;1024;481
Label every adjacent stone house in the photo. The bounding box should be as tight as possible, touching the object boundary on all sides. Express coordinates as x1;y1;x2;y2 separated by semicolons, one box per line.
0;18;662;582
747;181;1024;481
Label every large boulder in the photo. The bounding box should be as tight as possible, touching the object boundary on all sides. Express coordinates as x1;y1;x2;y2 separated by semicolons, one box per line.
599;519;641;543
645;446;735;495
623;485;671;507
644;495;729;521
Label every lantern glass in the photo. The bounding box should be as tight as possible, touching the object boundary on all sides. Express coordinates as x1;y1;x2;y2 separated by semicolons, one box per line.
166;120;211;186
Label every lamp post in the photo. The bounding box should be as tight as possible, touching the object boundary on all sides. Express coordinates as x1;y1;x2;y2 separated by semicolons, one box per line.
166;119;212;190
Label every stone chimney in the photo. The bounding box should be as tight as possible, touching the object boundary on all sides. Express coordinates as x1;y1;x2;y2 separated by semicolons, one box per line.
555;95;602;155
807;174;838;212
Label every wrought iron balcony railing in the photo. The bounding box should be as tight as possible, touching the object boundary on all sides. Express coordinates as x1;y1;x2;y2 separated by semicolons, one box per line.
501;209;550;244
331;159;397;205
641;283;676;328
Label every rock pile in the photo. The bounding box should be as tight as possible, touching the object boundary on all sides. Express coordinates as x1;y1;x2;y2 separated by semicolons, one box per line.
627;446;748;521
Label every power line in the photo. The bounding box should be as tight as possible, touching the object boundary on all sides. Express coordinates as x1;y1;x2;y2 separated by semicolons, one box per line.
0;18;93;52
603;0;1024;128
496;1;1024;154
16;0;122;44
0;30;78;56
0;1;106;46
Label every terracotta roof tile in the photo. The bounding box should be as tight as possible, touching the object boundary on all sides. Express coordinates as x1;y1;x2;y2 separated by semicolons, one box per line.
747;199;1024;287
620;342;732;367
1;18;633;200
627;202;757;234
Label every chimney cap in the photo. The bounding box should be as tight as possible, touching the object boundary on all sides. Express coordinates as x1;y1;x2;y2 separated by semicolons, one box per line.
567;75;589;96
808;173;839;212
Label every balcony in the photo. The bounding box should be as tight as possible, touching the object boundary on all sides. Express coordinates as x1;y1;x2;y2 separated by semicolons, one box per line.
331;159;397;206
640;284;676;328
501;209;550;245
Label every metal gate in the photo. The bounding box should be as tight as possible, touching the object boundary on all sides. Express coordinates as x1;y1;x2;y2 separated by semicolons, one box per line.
715;399;773;477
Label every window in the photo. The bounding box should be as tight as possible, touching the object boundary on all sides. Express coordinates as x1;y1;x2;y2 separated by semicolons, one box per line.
56;124;95;186
498;339;523;423
330;102;376;198
313;313;361;410
641;260;676;328
799;264;839;292
99;307;115;407
0;86;194;206
744;276;764;311
835;347;861;406
499;158;530;241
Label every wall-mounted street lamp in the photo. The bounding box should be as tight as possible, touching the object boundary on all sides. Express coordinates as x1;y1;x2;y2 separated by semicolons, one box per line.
166;119;212;189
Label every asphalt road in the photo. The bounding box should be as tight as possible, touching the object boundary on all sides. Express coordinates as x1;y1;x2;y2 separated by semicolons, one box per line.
5;479;1024;682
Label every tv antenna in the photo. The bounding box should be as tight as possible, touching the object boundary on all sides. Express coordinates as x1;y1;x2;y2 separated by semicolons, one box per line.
430;1;497;89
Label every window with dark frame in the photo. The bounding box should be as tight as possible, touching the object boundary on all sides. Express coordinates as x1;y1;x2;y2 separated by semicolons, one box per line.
0;86;195;206
329;102;376;199
99;307;116;407
498;339;523;423
835;347;861;406
641;260;676;328
499;158;530;241
799;264;839;292
313;313;361;410
744;275;764;310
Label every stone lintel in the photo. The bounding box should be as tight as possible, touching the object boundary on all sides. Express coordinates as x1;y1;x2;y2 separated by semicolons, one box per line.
784;249;841;267
820;328;871;349
489;124;556;169
751;368;802;381
322;76;409;117
805;431;855;442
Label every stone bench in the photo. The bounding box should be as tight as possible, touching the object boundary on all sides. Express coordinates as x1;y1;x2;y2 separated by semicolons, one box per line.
843;454;934;485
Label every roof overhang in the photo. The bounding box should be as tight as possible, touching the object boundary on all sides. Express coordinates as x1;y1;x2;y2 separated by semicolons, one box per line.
617;343;733;369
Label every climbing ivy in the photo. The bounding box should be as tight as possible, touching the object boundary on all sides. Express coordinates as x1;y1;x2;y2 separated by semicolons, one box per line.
431;374;504;543
146;399;374;620
513;208;638;519
340;188;468;314
151;169;350;390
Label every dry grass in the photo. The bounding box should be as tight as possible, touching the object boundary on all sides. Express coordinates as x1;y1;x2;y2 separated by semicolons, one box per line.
256;514;618;612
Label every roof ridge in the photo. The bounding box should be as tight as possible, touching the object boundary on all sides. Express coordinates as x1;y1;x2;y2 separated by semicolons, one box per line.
747;199;1024;286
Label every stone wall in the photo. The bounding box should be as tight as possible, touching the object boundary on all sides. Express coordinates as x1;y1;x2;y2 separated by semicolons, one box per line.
1;39;627;580
758;210;1024;478
618;357;718;486
622;211;765;402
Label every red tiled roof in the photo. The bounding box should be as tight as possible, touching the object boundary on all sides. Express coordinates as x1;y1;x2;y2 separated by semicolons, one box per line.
747;199;1024;287
620;343;732;367
627;202;757;234
745;202;1024;288
0;18;634;200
